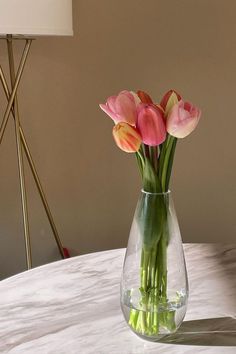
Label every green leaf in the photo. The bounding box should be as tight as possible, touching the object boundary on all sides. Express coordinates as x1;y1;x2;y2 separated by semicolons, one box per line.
158;135;177;192
136;191;168;249
165;138;177;190
142;157;161;193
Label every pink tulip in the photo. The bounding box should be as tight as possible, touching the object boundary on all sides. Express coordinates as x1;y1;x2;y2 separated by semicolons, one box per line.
137;90;153;104
167;100;201;138
137;104;166;146
112;122;142;153
99;90;140;126
160;89;181;111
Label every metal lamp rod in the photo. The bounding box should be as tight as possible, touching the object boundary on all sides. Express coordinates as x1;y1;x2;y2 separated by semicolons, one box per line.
7;35;32;269
0;65;65;260
0;36;66;268
0;66;65;258
0;39;31;145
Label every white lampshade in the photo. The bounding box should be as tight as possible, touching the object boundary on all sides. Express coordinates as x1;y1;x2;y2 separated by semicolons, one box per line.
0;0;73;36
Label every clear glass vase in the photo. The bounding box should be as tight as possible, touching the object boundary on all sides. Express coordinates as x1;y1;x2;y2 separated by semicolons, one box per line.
120;190;188;342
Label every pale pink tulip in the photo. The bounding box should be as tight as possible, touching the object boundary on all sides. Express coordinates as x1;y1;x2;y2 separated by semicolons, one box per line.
137;104;166;146
99;90;140;126
167;100;201;138
112;122;142;153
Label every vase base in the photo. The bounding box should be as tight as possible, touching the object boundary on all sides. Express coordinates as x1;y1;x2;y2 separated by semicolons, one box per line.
121;299;187;342
133;331;172;342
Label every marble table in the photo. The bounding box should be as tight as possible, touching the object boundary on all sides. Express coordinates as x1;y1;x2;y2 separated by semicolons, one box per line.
0;244;235;354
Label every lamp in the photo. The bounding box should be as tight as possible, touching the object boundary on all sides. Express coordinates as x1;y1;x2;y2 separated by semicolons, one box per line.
0;0;73;270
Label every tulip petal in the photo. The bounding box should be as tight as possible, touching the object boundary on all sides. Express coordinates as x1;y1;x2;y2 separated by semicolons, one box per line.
160;89;182;115
115;92;137;125
167;100;201;138
164;92;180;117
99;103;119;122
107;96;117;113
118;90;138;101
130;91;141;106
137;104;166;146
99;90;139;124
168;117;200;138
137;90;153;104
112;122;142;153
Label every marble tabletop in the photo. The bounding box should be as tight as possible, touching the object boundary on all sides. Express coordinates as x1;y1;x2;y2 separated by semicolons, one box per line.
0;244;235;354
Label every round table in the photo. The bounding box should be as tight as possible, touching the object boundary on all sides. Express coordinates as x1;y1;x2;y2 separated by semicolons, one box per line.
0;244;236;353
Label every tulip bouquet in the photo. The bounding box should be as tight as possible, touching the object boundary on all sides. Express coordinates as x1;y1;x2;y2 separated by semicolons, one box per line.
100;89;201;337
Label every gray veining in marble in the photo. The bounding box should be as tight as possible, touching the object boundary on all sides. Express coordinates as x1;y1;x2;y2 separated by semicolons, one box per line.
0;244;235;353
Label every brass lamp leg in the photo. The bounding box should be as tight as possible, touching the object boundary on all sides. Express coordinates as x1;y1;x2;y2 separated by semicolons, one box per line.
0;64;65;261
0;39;31;145
20;131;66;259
7;36;32;269
0;36;66;269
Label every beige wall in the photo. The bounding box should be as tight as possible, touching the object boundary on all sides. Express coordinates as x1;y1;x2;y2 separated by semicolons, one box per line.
0;0;235;278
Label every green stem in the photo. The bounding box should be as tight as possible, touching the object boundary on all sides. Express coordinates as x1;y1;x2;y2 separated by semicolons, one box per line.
140;249;149;292
158;135;171;181
161;136;176;191
144;144;150;159
135;152;143;178
165;138;177;190
149;146;158;173
137;150;145;167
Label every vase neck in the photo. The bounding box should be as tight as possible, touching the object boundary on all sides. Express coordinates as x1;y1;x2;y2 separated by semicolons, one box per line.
141;189;171;196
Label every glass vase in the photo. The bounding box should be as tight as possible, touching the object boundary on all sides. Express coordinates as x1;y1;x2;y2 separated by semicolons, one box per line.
120;190;188;342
